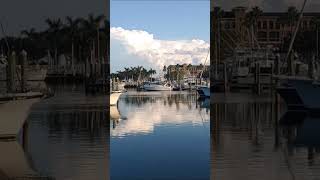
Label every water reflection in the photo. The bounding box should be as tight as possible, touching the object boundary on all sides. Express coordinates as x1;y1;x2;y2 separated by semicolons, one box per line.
111;91;210;179
25;84;109;180
112;91;210;137
211;100;320;180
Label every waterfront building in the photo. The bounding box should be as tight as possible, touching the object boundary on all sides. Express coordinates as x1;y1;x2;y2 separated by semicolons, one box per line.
166;64;209;80
212;6;320;51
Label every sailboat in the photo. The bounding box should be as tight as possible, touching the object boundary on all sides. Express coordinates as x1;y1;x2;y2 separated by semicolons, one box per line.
275;0;317;110
196;48;210;97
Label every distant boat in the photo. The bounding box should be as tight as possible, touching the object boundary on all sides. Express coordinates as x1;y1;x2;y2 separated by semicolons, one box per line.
143;82;172;91
197;85;210;97
110;91;122;106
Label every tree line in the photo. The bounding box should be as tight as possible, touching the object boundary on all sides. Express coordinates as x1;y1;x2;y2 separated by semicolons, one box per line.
111;66;157;81
0;14;108;65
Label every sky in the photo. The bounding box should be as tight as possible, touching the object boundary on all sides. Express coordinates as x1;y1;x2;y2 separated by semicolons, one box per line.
110;0;210;73
0;0;106;36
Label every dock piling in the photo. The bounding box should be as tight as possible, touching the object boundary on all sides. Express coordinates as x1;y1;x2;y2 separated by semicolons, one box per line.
21;50;27;93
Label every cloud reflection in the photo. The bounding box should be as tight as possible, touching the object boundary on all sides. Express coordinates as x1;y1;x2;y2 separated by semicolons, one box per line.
111;92;210;137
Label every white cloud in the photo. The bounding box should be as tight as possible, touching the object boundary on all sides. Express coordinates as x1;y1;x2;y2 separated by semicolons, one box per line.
111;27;210;70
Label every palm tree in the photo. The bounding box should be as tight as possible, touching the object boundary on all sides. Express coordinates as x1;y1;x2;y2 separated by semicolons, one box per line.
148;68;156;79
45;18;63;65
65;16;81;74
82;14;105;63
286;6;299;34
244;6;263;47
21;28;37;60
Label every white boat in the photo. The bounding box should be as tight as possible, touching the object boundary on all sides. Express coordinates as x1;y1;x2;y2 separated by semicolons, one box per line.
0;94;42;138
197;85;210;97
110;91;122;106
143;82;172;91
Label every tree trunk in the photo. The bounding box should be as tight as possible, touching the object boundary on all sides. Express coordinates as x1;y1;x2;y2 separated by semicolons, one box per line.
97;27;100;64
55;48;58;66
72;39;75;76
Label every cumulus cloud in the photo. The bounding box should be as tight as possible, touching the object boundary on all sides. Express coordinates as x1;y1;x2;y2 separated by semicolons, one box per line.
111;27;210;70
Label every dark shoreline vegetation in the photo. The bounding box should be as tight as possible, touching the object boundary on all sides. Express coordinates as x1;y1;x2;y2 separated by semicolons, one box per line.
111;66;157;81
111;64;209;81
0;14;109;65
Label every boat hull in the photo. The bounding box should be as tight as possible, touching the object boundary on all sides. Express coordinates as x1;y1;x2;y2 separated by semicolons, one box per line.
289;79;320;110
0;97;41;139
197;86;210;97
143;84;172;91
276;86;304;110
110;92;122;106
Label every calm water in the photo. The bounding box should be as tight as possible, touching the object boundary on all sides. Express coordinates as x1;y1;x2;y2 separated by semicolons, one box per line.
211;94;320;180
110;90;210;179
25;84;109;180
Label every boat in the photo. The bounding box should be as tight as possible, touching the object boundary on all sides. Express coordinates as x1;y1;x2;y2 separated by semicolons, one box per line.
143;81;172;91
0;92;45;139
288;79;320;110
110;91;122;106
275;78;304;110
197;85;210;97
0;141;45;179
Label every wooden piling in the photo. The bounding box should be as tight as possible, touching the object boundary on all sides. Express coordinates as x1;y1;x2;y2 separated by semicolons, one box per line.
223;62;228;93
308;55;315;79
7;51;16;93
257;63;261;95
21;50;27;93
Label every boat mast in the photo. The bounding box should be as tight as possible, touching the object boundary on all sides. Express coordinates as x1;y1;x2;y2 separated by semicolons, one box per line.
284;0;308;67
199;48;210;83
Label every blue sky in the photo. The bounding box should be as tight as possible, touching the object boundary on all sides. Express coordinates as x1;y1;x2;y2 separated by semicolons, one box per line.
110;1;210;73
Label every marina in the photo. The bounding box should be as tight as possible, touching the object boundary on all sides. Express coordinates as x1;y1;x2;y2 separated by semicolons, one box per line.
110;90;210;179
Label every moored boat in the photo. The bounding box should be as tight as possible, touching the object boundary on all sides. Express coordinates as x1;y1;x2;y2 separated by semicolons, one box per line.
110;91;122;106
197;85;210;97
289;79;320;111
0;92;46;139
276;83;304;110
143;82;172;91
